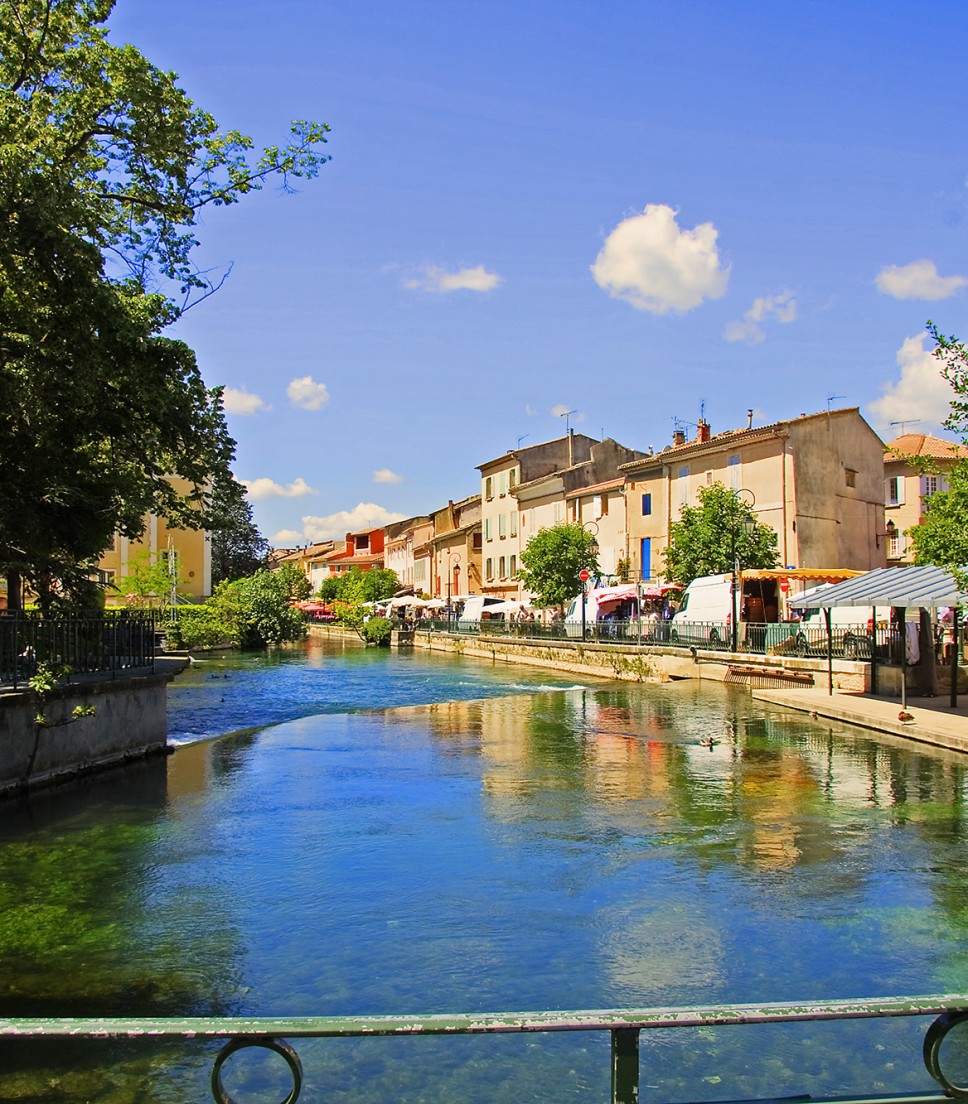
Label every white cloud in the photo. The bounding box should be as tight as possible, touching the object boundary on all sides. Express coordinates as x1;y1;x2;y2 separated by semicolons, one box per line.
287;376;331;411
867;333;954;432
271;529;303;547
724;290;797;344
403;264;502;293
591;203;729;314
875;260;968;301
524;403;538;416
301;502;408;542
222;387;271;415
550;404;585;423
242;476;318;501
373;468;403;484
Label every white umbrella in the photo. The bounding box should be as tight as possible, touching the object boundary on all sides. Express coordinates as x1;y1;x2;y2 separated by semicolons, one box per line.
424;598;446;609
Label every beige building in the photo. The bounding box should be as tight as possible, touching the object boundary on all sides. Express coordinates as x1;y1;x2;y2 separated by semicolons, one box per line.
883;433;968;564
621;408;887;579
384;517;431;591
430;494;483;602
478;432;598;600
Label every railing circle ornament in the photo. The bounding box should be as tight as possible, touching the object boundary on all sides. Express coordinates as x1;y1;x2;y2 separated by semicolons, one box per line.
211;1036;303;1104
924;1011;968;1098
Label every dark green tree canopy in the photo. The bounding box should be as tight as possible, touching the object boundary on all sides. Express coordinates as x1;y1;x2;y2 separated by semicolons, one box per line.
0;0;329;608
209;475;269;586
663;482;778;587
517;523;600;609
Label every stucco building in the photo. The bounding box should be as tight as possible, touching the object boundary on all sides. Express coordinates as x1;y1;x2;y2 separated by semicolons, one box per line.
621;408;887;579
883;433;968;564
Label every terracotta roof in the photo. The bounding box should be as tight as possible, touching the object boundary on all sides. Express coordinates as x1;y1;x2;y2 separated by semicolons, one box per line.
565;477;624;499
885;434;968;461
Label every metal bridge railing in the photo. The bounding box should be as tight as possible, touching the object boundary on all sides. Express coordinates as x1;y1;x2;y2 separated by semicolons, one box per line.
4;995;968;1104
0;612;157;689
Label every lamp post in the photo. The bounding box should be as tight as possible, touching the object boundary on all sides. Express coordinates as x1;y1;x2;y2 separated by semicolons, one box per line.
730;490;757;654
446;551;461;624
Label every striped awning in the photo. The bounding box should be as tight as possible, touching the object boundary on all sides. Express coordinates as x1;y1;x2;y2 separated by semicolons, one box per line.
789;566;968;609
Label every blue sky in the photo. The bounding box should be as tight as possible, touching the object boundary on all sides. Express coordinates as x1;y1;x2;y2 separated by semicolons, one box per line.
109;1;968;546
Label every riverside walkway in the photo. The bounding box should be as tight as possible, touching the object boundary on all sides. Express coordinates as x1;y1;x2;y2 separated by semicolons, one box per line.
752;685;968;754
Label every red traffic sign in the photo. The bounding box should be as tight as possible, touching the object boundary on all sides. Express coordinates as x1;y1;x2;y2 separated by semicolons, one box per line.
579;569;590;582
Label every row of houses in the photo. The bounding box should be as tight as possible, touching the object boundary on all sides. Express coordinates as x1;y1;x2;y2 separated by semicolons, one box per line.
271;407;968;603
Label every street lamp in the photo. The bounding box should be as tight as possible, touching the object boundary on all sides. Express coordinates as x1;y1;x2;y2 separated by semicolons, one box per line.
446;551;461;623
730;490;757;654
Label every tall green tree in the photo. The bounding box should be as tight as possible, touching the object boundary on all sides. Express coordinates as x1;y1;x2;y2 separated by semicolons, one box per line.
209;475;269;586
663;482;778;586
517;523;600;611
906;322;968;586
0;0;329;608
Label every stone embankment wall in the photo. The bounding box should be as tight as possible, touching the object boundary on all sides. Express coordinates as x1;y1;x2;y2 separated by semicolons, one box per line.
0;664;182;799
308;624;866;690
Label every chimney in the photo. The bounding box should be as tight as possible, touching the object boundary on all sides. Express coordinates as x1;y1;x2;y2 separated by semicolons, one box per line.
747;409;753;430
697;418;711;443
568;427;574;467
672;429;686;447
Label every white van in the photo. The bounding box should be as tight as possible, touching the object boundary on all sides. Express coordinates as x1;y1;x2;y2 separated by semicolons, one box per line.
457;596;506;627
788;584;872;657
563;586;639;638
669;573;733;646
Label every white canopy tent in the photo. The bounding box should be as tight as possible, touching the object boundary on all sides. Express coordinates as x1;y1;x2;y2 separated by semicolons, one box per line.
789;566;967;705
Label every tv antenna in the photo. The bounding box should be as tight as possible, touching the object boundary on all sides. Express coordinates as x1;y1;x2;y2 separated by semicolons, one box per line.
827;394;846;411
559;409;577;434
516;433;529;449
890;420;922;434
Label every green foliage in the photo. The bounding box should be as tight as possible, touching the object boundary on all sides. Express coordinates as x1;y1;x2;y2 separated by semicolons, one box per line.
317;567;399;604
166;605;234;650
663;482;779;586
0;0;329;608
115;548;183;608
362;617;393;646
517;524;600;609
209;475;269;585
906;323;968;588
275;562;312;601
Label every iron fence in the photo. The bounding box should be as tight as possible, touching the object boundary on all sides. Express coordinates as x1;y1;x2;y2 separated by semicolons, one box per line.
0;612;157;689
2;995;968;1104
405;616;915;664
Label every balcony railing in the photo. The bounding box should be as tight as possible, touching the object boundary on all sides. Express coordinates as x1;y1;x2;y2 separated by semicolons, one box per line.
3;995;968;1104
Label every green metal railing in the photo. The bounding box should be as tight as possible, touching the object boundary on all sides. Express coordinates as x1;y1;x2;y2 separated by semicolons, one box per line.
4;995;968;1104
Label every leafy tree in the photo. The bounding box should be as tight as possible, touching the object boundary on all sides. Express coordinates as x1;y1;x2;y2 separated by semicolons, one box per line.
115;548;183;608
209;476;269;586
274;561;311;602
316;567;398;604
906;322;968;586
0;0;329;608
663;482;778;586
517;523;600;610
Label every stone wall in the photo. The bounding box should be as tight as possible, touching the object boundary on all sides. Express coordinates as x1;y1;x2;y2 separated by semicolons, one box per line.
0;666;180;799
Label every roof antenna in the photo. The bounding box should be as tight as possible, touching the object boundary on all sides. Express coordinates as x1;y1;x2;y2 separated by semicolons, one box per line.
827;394;846;411
516;433;529;449
890;420;922;435
559;409;577;434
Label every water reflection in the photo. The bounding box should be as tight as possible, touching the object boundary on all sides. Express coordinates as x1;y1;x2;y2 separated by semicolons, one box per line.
1;643;968;1101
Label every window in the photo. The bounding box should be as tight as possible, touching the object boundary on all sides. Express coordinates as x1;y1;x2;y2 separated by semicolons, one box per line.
845;468;857;489
678;465;690;506
498;556;506;578
727;455;741;490
498;513;506;538
510;512;518;537
592;494;602;518
641;493;652;516
356;534;369;550
485;557;493;580
473;532;483;551
484;518;492;540
921;475;943;497
499;472;508;496
553;502;563;523
886;477;905;506
485;476;493;500
889;532;904;559
600;495;608;517
509;468;517;490
509;554;517;577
